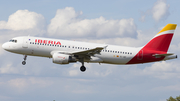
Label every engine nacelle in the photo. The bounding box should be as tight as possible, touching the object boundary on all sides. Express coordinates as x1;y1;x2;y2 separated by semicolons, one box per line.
52;53;77;64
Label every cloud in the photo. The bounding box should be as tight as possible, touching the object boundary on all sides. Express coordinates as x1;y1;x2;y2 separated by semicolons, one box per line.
152;0;169;22
142;61;180;79
0;6;179;101
5;77;54;94
140;0;170;22
0;63;19;74
121;61;180;80
73;28;155;48
0;44;4;55
0;10;45;31
47;7;137;38
0;10;46;54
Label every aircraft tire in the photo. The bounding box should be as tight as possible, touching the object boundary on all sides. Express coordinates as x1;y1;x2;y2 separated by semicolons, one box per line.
22;61;26;65
80;66;86;72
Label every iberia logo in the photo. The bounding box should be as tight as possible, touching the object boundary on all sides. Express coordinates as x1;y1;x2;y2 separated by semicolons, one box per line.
58;56;65;59
35;39;61;45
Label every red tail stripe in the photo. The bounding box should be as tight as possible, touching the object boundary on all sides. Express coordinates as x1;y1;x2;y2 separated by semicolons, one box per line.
143;34;173;52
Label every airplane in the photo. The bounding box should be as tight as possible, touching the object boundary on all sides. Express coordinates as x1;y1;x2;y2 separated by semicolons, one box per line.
2;24;178;72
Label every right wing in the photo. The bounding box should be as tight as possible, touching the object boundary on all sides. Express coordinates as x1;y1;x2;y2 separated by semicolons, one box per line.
51;45;108;60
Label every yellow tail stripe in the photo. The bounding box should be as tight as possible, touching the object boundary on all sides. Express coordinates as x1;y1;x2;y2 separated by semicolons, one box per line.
157;24;177;35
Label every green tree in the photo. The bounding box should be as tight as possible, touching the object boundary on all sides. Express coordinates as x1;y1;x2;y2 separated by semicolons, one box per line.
167;95;180;101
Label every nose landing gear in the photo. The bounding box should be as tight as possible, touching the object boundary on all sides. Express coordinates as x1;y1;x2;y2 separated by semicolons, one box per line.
22;55;27;65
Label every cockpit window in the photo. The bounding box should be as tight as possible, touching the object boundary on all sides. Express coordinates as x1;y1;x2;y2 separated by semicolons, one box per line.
9;39;17;43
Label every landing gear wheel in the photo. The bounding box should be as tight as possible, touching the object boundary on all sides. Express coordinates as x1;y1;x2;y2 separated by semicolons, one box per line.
80;66;86;72
22;55;27;65
22;61;26;65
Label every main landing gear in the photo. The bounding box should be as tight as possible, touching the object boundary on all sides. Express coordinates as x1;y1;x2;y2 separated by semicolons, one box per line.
22;55;27;65
80;66;86;72
80;58;86;72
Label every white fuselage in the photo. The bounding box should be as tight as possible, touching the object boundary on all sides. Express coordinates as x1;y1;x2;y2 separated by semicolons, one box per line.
2;36;141;64
2;24;178;72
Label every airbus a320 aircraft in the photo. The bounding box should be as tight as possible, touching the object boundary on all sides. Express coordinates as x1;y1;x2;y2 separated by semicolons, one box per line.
2;24;178;72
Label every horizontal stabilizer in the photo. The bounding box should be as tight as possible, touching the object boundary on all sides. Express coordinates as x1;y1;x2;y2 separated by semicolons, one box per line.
153;53;174;57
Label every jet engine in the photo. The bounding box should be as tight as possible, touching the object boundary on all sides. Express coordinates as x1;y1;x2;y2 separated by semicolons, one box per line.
52;53;77;64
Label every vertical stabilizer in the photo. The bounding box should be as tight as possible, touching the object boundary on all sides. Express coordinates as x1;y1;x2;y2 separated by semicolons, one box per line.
143;24;177;52
127;24;177;64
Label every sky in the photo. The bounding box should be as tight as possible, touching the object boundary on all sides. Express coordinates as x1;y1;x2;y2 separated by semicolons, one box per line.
0;0;180;101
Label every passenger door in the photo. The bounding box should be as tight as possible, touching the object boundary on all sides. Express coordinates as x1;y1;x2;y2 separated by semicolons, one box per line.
22;37;29;48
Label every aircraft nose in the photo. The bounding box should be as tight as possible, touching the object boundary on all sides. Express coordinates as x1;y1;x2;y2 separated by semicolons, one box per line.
2;42;8;50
